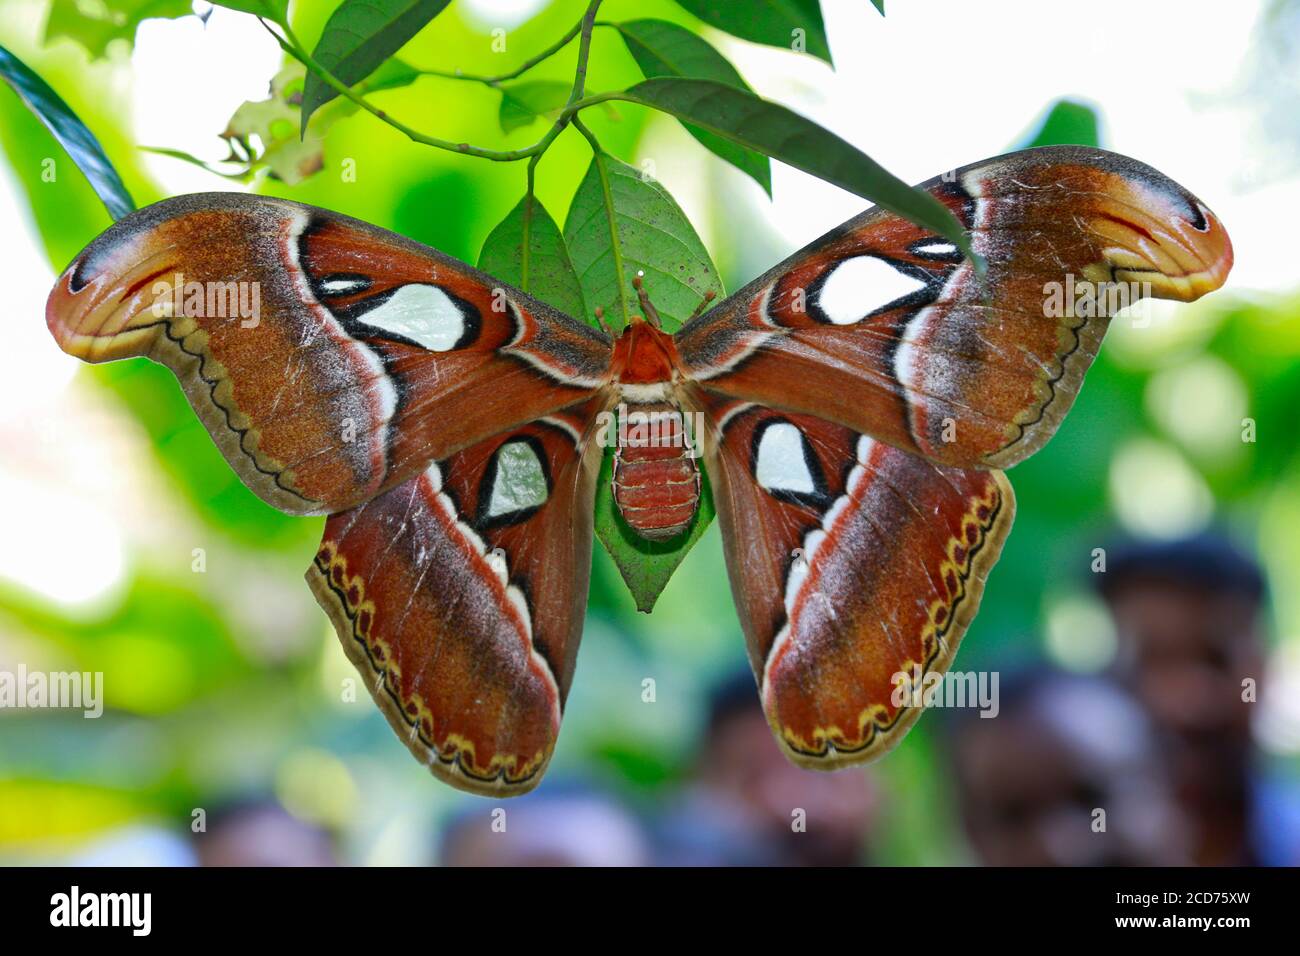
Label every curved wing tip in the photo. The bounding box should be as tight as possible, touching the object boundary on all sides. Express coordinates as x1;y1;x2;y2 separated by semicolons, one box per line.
431;764;548;798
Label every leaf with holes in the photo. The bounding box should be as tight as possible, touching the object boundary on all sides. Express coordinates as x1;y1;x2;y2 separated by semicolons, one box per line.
300;0;451;133
563;153;721;332
612;77;979;268
478;193;587;320
222;66;330;184
671;0;832;64
611;19;770;194
0;43;134;220
213;62;421;185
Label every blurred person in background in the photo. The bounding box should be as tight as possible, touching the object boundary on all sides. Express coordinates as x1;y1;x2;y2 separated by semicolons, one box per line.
193;797;338;867
947;665;1188;866
437;781;650;867
1097;532;1300;866
651;670;880;866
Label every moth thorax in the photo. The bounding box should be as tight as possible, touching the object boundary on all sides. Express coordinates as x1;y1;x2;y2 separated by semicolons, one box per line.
611;401;701;542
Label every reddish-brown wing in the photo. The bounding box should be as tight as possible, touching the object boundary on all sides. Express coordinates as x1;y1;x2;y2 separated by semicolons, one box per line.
46;193;612;515
676;146;1232;470
307;400;603;795
695;392;1014;765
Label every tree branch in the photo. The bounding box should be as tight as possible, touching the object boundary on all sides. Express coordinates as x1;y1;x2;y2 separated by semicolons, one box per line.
263;0;605;163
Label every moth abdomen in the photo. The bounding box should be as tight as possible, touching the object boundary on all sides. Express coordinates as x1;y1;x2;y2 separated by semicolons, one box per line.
611;401;701;541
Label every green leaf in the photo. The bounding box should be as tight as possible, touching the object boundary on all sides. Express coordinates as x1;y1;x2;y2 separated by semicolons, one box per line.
563;153;723;607
593;449;717;613
870;0;886;14
44;0;195;59
497;80;570;134
207;0;289;20
300;0;451;133
0;43;134;220
478;193;587;320
611;19;770;194
671;0;831;64
564;152;722;333
612;77;979;268
1019;99;1101;149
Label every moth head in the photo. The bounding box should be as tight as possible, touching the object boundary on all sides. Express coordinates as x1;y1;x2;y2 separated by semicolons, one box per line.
610;308;681;385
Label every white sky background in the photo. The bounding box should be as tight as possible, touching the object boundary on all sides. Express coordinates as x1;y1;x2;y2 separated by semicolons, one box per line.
2;0;1298;744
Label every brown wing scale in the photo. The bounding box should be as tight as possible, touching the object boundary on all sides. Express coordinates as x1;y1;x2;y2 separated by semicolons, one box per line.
676;145;1233;470
697;394;1014;765
46;193;612;516
306;401;602;795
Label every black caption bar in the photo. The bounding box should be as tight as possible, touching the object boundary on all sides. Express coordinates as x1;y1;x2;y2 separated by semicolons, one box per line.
0;865;1280;942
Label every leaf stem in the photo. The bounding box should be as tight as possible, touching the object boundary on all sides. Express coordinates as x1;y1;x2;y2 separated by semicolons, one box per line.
521;156;538;291
567;0;602;105
571;115;630;327
415;18;587;87
262;1;604;163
